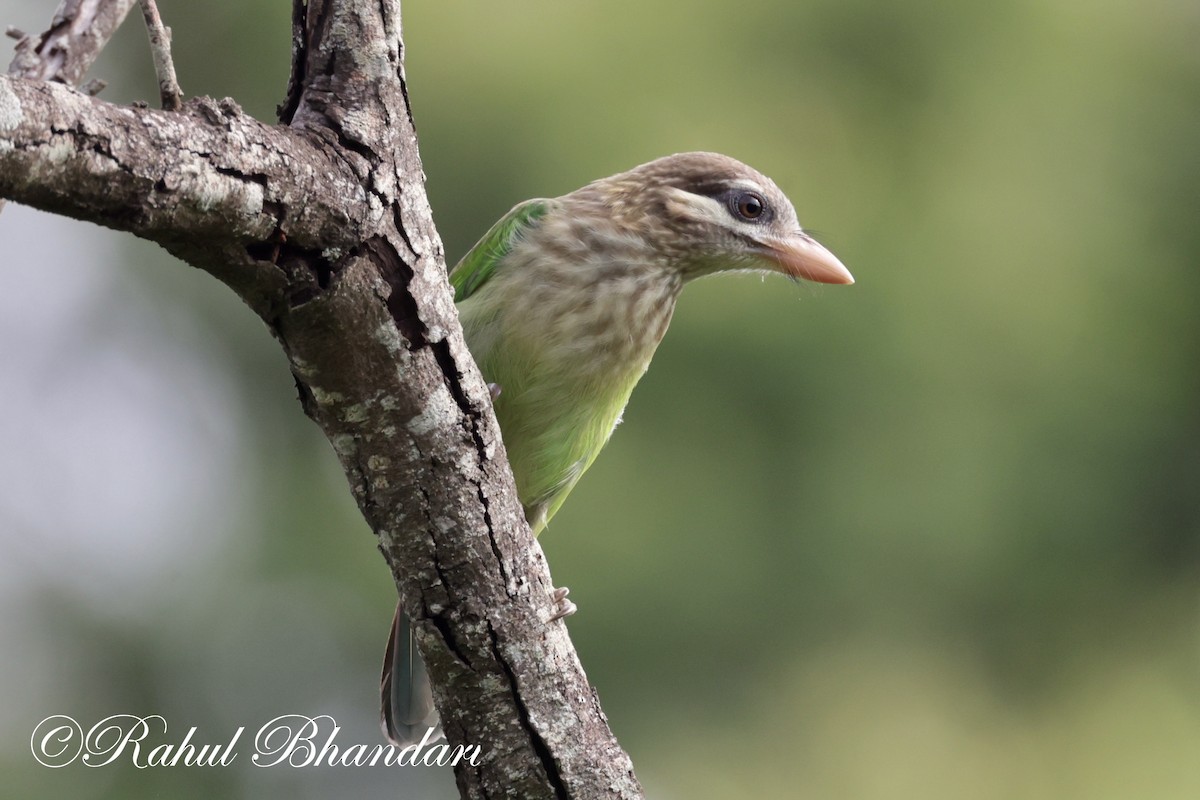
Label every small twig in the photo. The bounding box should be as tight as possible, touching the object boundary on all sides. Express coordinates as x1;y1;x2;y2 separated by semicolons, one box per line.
137;0;182;111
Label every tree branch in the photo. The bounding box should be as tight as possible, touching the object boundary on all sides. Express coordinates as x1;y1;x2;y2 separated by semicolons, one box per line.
7;0;137;84
0;76;368;317
1;1;643;797
3;0;137;215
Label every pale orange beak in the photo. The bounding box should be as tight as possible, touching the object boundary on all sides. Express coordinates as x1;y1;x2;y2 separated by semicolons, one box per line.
766;233;854;285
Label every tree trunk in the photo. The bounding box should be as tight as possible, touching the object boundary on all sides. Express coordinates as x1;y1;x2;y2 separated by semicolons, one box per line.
0;1;643;797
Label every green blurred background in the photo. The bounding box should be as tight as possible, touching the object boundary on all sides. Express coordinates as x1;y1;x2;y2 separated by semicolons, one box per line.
2;0;1198;797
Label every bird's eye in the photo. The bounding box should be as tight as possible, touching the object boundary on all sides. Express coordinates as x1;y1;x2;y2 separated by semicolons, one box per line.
731;192;767;222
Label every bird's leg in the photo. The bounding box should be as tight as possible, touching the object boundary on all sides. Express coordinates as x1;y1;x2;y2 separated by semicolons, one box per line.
548;586;577;621
488;382;502;401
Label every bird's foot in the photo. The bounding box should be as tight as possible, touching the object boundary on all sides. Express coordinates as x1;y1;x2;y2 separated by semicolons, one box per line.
548;586;577;621
487;382;502;401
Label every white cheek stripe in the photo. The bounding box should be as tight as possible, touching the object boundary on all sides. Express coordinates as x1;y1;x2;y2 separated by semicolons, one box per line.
662;188;733;229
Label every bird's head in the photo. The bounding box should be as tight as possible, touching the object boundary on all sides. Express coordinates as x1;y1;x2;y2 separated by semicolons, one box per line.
567;152;853;285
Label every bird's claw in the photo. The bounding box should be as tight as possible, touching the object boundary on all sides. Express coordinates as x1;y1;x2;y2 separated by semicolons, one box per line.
487;382;502;401
548;586;577;621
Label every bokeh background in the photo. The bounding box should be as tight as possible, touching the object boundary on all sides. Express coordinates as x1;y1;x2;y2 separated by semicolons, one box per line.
2;0;1198;797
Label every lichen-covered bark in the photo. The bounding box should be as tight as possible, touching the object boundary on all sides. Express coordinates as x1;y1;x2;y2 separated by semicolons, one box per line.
0;1;642;798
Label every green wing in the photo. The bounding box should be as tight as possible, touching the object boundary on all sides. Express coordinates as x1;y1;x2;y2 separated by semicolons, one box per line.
450;198;550;301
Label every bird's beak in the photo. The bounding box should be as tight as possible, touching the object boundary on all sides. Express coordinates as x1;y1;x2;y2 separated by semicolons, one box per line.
764;233;854;285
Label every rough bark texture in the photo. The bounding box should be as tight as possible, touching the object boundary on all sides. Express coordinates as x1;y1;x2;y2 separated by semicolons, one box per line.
0;1;643;798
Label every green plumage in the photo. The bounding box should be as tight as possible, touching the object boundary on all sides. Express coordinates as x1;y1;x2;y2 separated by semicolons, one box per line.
382;152;853;744
450;193;670;534
450;198;549;303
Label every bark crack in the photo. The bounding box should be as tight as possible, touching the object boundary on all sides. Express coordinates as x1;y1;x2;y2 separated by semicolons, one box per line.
361;235;427;347
279;0;307;123
480;482;512;593
488;622;570;800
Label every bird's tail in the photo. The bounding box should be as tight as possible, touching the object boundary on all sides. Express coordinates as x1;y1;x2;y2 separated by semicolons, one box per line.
380;603;442;745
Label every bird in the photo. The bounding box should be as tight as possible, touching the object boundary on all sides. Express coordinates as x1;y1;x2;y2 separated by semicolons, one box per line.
381;151;853;745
